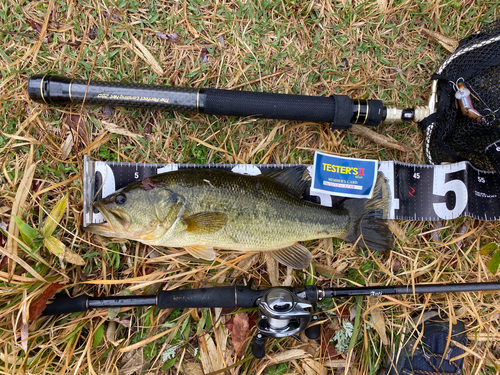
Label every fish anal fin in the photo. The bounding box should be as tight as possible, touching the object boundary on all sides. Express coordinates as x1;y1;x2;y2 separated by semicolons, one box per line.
182;212;228;234
185;245;216;260
267;243;312;269
262;166;310;198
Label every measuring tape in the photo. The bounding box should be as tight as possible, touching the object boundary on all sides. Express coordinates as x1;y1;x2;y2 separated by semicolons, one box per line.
82;156;500;226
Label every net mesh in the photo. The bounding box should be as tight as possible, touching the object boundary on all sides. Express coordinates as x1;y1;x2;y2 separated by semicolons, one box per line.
421;20;500;170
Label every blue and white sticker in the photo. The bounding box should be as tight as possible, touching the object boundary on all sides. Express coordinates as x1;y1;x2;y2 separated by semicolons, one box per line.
310;152;378;199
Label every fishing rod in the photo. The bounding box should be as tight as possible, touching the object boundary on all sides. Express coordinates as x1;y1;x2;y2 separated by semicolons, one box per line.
42;281;500;358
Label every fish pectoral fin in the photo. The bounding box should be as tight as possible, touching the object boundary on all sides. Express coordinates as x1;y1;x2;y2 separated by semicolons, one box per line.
182;212;228;234
185;245;216;260
267;244;312;269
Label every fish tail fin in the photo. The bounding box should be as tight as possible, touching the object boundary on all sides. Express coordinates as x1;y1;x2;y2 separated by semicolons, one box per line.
340;173;394;251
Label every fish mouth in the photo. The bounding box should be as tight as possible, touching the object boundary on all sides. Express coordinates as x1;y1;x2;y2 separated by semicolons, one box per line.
85;201;132;236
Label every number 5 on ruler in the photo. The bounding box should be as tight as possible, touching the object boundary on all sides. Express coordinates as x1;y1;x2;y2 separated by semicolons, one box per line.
432;163;468;219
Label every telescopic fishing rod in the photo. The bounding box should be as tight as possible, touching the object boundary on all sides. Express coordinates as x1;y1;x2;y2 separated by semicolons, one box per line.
42;281;500;358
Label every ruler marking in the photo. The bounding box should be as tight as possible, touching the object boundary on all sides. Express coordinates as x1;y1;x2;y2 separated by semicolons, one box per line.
83;160;500;223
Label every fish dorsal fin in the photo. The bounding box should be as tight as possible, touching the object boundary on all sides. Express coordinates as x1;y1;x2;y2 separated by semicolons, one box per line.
262;166;310;198
185;245;216;260
266;243;312;269
182;212;228;234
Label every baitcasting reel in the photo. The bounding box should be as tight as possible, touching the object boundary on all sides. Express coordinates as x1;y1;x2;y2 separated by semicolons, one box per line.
252;288;320;358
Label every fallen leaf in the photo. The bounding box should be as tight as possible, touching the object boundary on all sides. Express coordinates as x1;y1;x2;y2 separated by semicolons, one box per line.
199;335;218;373
376;0;387;11
265;254;280;286
421;28;459;53
224;316;234;331
183;363;204;375
106;321;124;346
302;358;327;375
229;312;250;356
200;47;208;63
155;32;178;42
61;246;86;266
218;35;225;47
368;297;389;345
7;162;37;277
320;328;338;358
114;317;131;328
487;250;500;275
102;104;115;117
130;35;164;76
145;118;154;134
20;323;29;353
0;255;8;271
350;306;357;321
66;114;88;148
350;125;412;152
61;133;74;159
44;236;85;266
29;283;64;320
32;180;43;214
334;306;350;319
27;19;42;33
42;195;68;237
102;121;141;139
270;348;312;363
324;359;347;368
392;259;402;273
119;349;144;375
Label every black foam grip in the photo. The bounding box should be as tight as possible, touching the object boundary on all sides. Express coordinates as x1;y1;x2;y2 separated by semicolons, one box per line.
204;88;342;123
41;294;88;315
157;286;267;309
334;95;355;128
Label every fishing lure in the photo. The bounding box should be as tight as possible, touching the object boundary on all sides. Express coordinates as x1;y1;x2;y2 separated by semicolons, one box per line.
455;81;483;119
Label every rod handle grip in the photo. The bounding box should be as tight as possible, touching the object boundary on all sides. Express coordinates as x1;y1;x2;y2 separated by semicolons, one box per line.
203;88;354;128
41;294;88;315
157;286;267;309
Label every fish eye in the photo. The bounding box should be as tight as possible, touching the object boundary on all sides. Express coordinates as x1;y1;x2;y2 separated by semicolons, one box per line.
115;193;127;205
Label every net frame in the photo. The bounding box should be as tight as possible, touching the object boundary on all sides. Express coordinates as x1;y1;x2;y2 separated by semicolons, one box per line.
422;21;500;170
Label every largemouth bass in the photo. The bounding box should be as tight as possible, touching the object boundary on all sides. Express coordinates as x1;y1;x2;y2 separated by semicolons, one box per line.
85;167;393;268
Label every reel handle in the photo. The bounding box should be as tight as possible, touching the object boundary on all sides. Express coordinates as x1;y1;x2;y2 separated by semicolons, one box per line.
252;334;267;359
304;315;321;339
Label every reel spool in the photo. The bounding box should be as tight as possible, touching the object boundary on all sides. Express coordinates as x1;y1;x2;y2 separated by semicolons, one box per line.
252;288;320;358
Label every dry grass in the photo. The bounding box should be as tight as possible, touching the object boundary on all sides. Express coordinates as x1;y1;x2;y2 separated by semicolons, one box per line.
1;0;500;374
